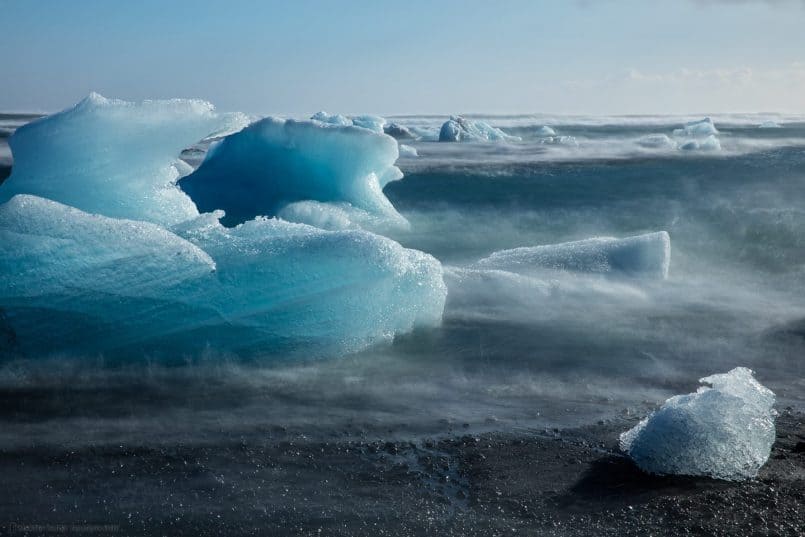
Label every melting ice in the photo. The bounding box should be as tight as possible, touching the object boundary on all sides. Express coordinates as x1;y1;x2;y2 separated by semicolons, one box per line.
620;367;776;481
0;95;446;359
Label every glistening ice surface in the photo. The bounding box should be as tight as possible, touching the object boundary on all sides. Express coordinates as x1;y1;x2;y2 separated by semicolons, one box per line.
0;96;446;361
0;106;804;447
620;367;776;480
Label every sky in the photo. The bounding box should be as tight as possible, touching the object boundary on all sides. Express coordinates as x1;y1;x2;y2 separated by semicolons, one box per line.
2;0;805;116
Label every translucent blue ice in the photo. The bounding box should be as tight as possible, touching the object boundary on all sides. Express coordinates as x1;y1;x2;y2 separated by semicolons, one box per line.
671;118;721;152
0;93;248;226
0;195;446;358
438;116;521;142
179;117;408;229
311;111;352;127
0;95;447;359
679;135;721;152
620;367;776;481
473;232;671;280
383;122;416;140
311;111;387;133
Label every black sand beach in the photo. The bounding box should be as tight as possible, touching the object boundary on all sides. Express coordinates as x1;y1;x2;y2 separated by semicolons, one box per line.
2;408;802;536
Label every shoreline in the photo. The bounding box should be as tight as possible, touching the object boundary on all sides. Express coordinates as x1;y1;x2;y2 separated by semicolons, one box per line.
1;409;802;536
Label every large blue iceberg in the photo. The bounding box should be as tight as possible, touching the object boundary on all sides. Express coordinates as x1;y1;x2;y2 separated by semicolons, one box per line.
0;93;248;226
0;95;446;359
179;117;408;230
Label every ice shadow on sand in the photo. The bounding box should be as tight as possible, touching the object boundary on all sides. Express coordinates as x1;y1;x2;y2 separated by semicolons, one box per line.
559;455;732;510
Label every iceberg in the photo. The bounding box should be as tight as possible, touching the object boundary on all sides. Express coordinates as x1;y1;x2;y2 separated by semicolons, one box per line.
174;212;447;357
438;116;521;142
758;120;781;129
311;111;386;133
473;232;671;280
179;117;408;229
0;195;446;358
673;117;719;138
0;194;217;354
620;367;776;481
351;115;387;133
679;135;721;152
0;95;447;360
310;111;352;127
0;93;248;226
637;134;676;149
383;122;416;140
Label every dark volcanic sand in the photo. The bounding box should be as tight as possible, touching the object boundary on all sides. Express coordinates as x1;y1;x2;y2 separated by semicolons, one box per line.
1;409;802;536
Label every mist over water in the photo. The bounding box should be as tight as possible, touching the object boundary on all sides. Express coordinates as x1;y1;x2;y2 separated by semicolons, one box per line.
2;114;804;447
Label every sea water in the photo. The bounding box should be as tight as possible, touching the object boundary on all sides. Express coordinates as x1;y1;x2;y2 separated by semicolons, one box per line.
0;108;804;447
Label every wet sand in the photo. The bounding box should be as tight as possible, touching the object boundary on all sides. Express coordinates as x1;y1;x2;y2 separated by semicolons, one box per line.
1;409;802;536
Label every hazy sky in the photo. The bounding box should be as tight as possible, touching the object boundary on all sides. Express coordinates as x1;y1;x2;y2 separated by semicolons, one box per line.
2;0;805;115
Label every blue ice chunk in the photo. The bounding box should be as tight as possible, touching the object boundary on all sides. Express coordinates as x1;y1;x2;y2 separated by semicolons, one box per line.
620;367;776;481
351;115;387;133
174;212;447;356
311;112;386;133
311;111;352;127
758;120;781;129
473;232;671;280
0;196;446;358
673;117;719;138
636;134;676;149
679;135;721;152
384;122;416;140
0;194;218;354
179;117;407;229
438;116;521;142
0;93;248;226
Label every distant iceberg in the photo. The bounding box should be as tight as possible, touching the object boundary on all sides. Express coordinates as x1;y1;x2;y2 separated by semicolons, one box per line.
311;111;386;133
180;116;408;230
620;367;776;481
438;116;521;142
679;135;721;152
671;118;721;152
474;232;671;280
758;120;781;129
673;117;719;138
636;134;676;149
384;122;416;140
